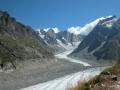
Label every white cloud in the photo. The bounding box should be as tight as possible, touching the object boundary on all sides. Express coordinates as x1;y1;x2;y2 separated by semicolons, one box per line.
67;17;105;35
79;16;117;35
67;26;81;35
79;19;100;35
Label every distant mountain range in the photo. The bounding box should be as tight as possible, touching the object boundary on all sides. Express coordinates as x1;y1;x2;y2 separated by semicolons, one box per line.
36;28;85;53
70;16;120;61
36;15;119;56
36;17;105;53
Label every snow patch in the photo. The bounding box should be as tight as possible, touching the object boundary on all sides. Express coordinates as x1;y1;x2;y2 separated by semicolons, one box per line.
55;48;90;66
67;26;81;35
52;27;60;33
56;39;67;49
36;29;45;39
40;35;45;39
42;27;60;33
56;38;80;50
44;28;50;32
102;17;118;28
36;29;41;34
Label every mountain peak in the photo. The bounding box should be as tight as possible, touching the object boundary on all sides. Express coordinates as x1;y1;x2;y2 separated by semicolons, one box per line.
98;15;118;28
70;15;120;60
96;15;116;21
77;15;118;35
43;28;60;33
0;10;9;16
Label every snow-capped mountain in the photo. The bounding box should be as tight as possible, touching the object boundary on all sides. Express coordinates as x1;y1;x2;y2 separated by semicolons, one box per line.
70;16;120;60
36;28;84;53
67;16;117;36
41;27;60;33
36;16;118;54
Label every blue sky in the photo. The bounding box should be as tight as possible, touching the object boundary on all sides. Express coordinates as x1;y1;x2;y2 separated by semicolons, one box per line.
0;0;120;30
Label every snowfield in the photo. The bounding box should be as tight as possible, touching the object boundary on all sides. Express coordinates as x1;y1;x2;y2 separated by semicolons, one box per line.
55;49;91;66
21;67;104;90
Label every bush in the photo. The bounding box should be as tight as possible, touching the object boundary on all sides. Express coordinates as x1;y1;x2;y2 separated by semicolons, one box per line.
101;67;114;75
116;57;120;64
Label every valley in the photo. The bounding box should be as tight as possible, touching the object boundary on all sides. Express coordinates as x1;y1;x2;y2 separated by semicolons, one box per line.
55;48;90;66
0;10;119;90
20;46;105;90
0;46;92;90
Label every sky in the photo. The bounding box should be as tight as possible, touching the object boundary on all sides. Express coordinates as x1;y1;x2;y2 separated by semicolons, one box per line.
0;0;120;30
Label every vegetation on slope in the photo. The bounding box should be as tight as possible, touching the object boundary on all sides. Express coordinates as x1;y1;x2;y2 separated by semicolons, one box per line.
69;58;120;90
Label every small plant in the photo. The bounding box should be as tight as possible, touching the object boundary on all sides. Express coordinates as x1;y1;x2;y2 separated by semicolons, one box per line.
116;57;120;64
68;57;120;90
101;67;114;75
69;75;101;90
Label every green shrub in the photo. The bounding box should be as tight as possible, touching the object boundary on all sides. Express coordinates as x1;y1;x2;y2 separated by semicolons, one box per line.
116;57;120;64
102;67;114;75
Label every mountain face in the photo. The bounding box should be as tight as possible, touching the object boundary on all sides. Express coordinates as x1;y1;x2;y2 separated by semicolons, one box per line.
70;16;120;60
0;11;54;70
36;16;110;53
36;28;85;53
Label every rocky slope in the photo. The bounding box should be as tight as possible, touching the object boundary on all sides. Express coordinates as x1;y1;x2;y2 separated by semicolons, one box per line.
36;16;116;53
0;11;54;70
70;16;120;61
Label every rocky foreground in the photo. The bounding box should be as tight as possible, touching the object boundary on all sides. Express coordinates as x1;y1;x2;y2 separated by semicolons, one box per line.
0;59;89;90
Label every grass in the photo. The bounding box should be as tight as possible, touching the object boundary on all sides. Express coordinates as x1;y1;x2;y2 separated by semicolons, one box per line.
69;75;101;90
69;57;120;90
102;57;120;75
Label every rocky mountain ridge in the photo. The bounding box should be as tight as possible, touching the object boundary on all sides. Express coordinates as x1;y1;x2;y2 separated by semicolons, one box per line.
36;28;85;53
70;16;120;61
0;11;54;70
